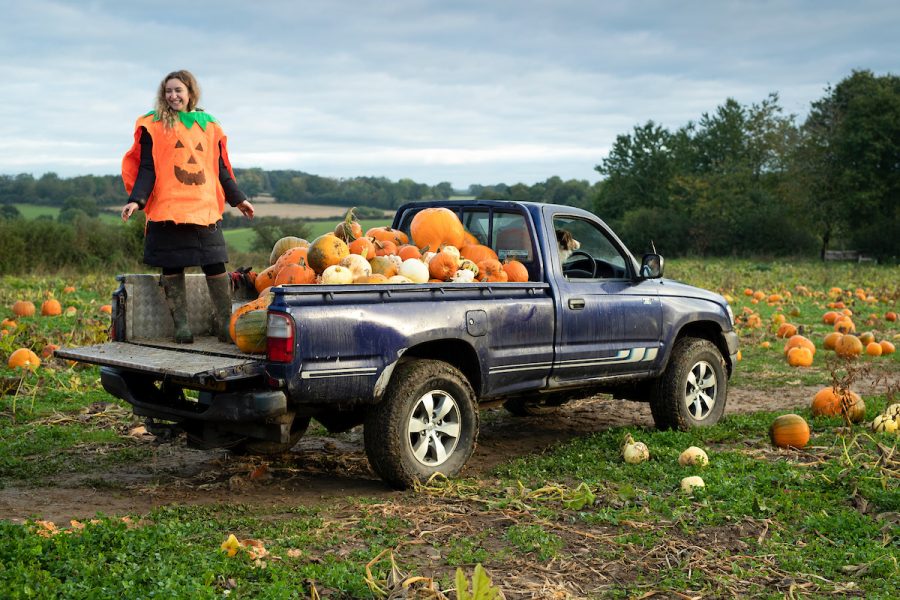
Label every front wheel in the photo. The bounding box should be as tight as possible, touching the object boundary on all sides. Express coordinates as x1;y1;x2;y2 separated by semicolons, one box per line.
364;359;478;489
651;338;727;430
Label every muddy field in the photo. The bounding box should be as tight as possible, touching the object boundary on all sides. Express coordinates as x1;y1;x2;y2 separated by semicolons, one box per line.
0;381;853;524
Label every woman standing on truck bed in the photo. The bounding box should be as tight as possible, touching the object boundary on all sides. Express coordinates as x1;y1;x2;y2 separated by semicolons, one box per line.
120;69;254;344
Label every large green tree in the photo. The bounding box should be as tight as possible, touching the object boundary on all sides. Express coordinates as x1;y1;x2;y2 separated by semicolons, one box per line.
797;70;900;260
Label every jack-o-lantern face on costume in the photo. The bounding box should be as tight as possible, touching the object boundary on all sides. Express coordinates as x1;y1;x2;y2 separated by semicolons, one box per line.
173;139;207;185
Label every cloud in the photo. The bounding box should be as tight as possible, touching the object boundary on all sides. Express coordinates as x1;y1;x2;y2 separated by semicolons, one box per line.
0;0;898;188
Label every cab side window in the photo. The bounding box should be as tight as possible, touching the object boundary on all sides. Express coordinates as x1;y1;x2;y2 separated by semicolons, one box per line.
555;216;629;280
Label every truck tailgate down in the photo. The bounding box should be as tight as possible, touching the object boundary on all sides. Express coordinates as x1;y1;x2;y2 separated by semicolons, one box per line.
55;340;265;382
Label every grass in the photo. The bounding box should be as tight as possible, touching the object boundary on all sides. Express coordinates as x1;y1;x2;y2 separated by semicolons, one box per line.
0;260;898;597
13;203;120;225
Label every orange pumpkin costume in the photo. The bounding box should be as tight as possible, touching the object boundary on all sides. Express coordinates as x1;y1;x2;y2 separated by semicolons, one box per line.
122;111;240;226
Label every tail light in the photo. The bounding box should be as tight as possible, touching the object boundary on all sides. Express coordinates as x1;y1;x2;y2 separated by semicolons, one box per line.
267;312;294;363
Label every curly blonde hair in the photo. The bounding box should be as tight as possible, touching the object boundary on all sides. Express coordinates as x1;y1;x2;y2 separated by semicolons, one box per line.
154;70;202;128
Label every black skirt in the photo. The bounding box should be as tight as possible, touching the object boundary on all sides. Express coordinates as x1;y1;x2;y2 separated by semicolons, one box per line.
143;220;229;268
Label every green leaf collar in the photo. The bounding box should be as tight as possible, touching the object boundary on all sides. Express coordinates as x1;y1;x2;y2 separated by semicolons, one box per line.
145;110;218;130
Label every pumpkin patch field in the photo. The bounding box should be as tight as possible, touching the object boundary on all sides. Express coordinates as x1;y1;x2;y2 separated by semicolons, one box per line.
0;259;898;598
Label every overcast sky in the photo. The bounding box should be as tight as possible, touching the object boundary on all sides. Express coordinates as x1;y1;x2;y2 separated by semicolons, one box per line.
0;1;897;190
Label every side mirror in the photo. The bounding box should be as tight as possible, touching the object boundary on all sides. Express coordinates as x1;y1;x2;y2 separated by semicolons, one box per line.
640;253;664;279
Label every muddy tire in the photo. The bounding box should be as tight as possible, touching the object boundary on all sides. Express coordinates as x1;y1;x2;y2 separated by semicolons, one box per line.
651;338;727;431
364;359;478;489
230;416;311;456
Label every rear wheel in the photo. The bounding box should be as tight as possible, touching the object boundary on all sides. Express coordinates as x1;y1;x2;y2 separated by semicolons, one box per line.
364;359;478;489
651;338;727;430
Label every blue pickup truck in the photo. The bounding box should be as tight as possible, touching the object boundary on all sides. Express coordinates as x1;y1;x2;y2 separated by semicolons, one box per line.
58;200;738;488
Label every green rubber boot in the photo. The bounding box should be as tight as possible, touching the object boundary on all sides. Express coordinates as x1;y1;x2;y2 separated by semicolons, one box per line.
206;273;233;343
161;273;194;344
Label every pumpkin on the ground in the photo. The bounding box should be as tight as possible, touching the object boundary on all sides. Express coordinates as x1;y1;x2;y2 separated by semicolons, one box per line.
8;348;41;370
41;299;62;316
834;334;863;358
12;301;35;317
786;346;813;367
769;414;810;449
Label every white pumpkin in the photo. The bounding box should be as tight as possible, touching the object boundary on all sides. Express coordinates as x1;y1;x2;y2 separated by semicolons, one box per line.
398;258;430;283
339;254;372;280
439;245;461;263
320;265;354;284
387;275;413;284
678;446;709;467
450;269;475;283
681;476;705;493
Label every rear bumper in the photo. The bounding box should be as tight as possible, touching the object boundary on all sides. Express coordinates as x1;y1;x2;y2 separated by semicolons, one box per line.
101;366;287;423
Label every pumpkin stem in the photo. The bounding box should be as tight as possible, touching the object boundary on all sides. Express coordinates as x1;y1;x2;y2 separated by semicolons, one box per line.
336;207;359;242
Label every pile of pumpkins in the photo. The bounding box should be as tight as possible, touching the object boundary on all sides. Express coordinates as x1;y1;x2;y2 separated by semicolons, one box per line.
230;208;529;353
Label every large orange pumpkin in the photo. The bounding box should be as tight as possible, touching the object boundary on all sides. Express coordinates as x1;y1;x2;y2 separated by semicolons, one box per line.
307;233;349;274
783;334;815;357
769;414;810;449
409;207;466;251
776;323;797;338
786;346;813;367
8;348;41;370
41;299;62;316
834;334;863;358
12;300;36;317
811;387;841;417
823;331;843;351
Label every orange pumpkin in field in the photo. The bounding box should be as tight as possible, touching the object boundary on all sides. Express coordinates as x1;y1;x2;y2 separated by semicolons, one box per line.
409;207;466;251
783;334;815;357
8;348;41;370
769;414;810;449
811;387;865;418
823;331;843;351
880;340;896;355
306;233;349;274
12;300;36;317
776;323;797;338
786;346;813;367
834;334;863;358
41;299;62;316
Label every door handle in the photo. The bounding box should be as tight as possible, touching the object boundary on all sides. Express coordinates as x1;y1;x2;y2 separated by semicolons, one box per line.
568;298;585;310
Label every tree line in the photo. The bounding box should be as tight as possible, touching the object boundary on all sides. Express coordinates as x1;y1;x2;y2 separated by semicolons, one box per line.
0;69;896;263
